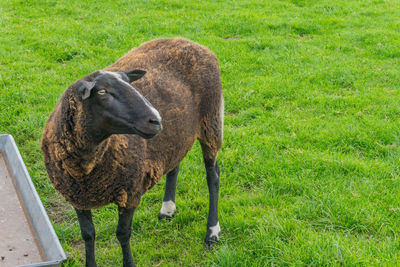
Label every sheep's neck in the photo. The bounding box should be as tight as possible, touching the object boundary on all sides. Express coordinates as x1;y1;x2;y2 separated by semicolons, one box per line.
61;98;110;178
61;131;110;178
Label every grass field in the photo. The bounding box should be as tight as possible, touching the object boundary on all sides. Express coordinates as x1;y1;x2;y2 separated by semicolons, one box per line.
1;0;400;265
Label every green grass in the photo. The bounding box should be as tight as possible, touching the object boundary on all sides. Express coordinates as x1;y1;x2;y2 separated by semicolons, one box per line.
1;0;400;265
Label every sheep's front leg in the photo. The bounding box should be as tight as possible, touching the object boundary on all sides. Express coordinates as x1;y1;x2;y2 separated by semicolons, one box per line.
204;158;221;249
158;165;179;220
75;209;97;267
117;206;136;267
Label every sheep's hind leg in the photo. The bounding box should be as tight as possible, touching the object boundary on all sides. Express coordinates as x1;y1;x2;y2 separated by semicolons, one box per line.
75;209;97;267
117;207;136;267
202;154;221;249
158;165;179;220
198;98;223;249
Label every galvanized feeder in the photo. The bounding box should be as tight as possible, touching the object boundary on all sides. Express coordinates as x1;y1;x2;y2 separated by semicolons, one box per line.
0;134;67;267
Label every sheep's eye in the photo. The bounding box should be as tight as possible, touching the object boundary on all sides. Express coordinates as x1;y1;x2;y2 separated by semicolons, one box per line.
97;89;106;95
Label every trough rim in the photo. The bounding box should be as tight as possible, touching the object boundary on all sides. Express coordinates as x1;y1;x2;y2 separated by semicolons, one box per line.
0;134;67;267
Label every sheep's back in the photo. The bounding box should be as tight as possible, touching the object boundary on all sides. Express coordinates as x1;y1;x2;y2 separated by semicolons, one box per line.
107;38;221;174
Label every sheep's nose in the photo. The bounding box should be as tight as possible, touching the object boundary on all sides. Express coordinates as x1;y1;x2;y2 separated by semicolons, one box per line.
149;118;161;126
149;118;163;131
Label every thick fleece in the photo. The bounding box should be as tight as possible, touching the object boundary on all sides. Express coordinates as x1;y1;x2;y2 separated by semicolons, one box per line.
41;38;223;210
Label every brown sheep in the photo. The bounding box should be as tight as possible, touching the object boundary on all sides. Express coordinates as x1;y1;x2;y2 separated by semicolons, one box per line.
41;38;223;267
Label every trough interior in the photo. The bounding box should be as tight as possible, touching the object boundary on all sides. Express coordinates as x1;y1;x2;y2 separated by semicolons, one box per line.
0;152;45;266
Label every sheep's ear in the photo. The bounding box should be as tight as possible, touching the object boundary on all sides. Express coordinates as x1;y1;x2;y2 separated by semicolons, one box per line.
124;69;146;83
79;80;96;100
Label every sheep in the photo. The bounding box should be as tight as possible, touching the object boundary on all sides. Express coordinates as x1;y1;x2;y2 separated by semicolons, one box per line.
41;38;223;267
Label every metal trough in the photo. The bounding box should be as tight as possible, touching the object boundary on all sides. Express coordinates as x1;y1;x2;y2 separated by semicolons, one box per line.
0;134;67;267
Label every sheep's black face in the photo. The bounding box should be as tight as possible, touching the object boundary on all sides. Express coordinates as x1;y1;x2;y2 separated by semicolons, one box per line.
78;70;162;139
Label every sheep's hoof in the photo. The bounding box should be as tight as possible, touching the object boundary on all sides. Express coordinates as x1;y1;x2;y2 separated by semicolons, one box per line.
158;201;176;221
157;212;173;221
204;222;220;250
204;236;219;250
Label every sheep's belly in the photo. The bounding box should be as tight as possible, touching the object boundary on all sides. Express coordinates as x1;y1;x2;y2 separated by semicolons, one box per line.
52;173;144;210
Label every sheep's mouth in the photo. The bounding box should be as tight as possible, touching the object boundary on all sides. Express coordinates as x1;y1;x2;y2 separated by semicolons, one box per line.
108;115;161;139
133;127;159;139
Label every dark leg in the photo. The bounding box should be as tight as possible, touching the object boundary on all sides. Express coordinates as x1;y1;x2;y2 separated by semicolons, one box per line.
116;207;136;267
204;158;221;249
75;209;97;267
197;90;223;249
158;165;179;220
